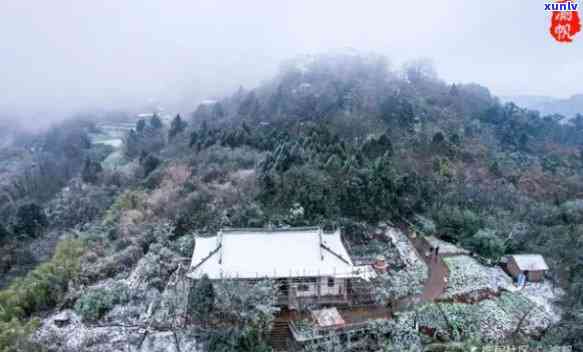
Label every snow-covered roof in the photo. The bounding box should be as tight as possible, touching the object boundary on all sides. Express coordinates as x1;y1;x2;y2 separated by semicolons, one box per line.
510;254;549;271
188;227;371;280
199;99;217;105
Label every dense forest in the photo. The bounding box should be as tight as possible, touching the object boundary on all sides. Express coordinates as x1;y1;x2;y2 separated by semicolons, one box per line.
1;52;583;351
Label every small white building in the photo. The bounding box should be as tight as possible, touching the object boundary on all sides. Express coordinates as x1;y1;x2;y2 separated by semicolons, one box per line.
506;254;549;282
188;227;375;308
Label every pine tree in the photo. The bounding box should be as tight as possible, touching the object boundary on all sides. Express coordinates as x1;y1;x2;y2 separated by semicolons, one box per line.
13;203;48;237
168;114;187;140
141;153;160;177
149;114;163;129
136;119;146;134
124;129;141;158
0;224;10;242
432;131;445;145
188;274;215;322
212;102;225;118
81;158;103;184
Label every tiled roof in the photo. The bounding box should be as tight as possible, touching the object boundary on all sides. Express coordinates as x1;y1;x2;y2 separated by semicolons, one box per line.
188;227;371;280
510;254;549;271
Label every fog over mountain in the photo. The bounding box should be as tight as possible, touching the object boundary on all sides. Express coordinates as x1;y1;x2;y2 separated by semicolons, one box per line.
4;3;583;350
503;94;583;118
1;0;581;125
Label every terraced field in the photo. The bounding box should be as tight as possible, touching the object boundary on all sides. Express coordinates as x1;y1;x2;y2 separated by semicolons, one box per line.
89;121;136;148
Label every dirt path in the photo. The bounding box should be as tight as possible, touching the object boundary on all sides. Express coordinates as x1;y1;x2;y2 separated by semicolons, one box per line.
420;254;448;301
411;237;448;302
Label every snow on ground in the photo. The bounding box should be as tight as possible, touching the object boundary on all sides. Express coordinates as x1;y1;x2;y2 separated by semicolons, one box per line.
89;122;134;149
34;260;195;352
442;254;562;326
34;310;142;352
443;255;513;299
475;299;515;342
94;138;123;148
435;250;561;340
34;310;200;352
519;280;564;324
496;291;554;335
385;228;427;275
425;236;469;255
416;290;557;343
385;227;428;294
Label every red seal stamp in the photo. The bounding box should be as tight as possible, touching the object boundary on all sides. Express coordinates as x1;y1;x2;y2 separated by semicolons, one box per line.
549;1;581;42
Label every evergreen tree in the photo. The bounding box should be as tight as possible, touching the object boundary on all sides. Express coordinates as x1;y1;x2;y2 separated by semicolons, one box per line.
124;129;141;158
212;102;225;118
432;131;445;145
238;91;259;116
168;114;187;139
0;224;10;242
81;158;103;184
189;130;199;148
450;133;461;146
188;274;215;322
362;134;393;160
141;153;161;177
136;119;146;134
13;203;48;238
149;114;163;129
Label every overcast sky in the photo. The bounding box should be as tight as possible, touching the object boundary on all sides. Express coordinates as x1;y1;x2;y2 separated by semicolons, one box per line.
1;0;581;121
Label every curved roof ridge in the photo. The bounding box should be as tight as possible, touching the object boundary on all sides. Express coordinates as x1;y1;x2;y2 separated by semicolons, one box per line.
222;226;321;233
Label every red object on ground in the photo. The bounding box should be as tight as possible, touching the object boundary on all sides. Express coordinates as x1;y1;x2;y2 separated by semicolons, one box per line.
550;1;581;43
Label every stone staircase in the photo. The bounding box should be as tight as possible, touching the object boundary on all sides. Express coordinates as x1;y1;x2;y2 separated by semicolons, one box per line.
270;317;291;351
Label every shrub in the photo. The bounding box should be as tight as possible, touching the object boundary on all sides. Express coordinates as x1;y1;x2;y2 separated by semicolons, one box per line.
466;228;507;259
194;146;261;174
12;203;47;238
46;180;116;229
561;199;583;223
0;318;42;352
413;214;436;235
204;279;279;352
207;327;272;352
0;225;10;243
74;283;130;322
113;239;178;291
81;158;103;184
141;154;161;178
0;239;85;322
142;167;165;189
103;190;147;225
433;206;482;242
149;114;163;129
169;235;195;257
188;275;215;322
168;114;187;140
80;244;143;284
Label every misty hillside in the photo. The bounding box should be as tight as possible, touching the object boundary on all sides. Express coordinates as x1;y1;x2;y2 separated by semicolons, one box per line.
538;95;583;118
1;52;583;352
504;94;583;119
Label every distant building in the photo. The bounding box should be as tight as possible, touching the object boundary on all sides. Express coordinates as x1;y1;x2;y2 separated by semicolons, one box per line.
136;112;172;124
136;112;156;119
187;227;375;309
199;99;217;106
506;254;549;282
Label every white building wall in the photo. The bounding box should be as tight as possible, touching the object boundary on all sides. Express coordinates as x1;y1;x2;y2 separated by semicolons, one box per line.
295;281;318;297
320;277;345;296
292;277;346;297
